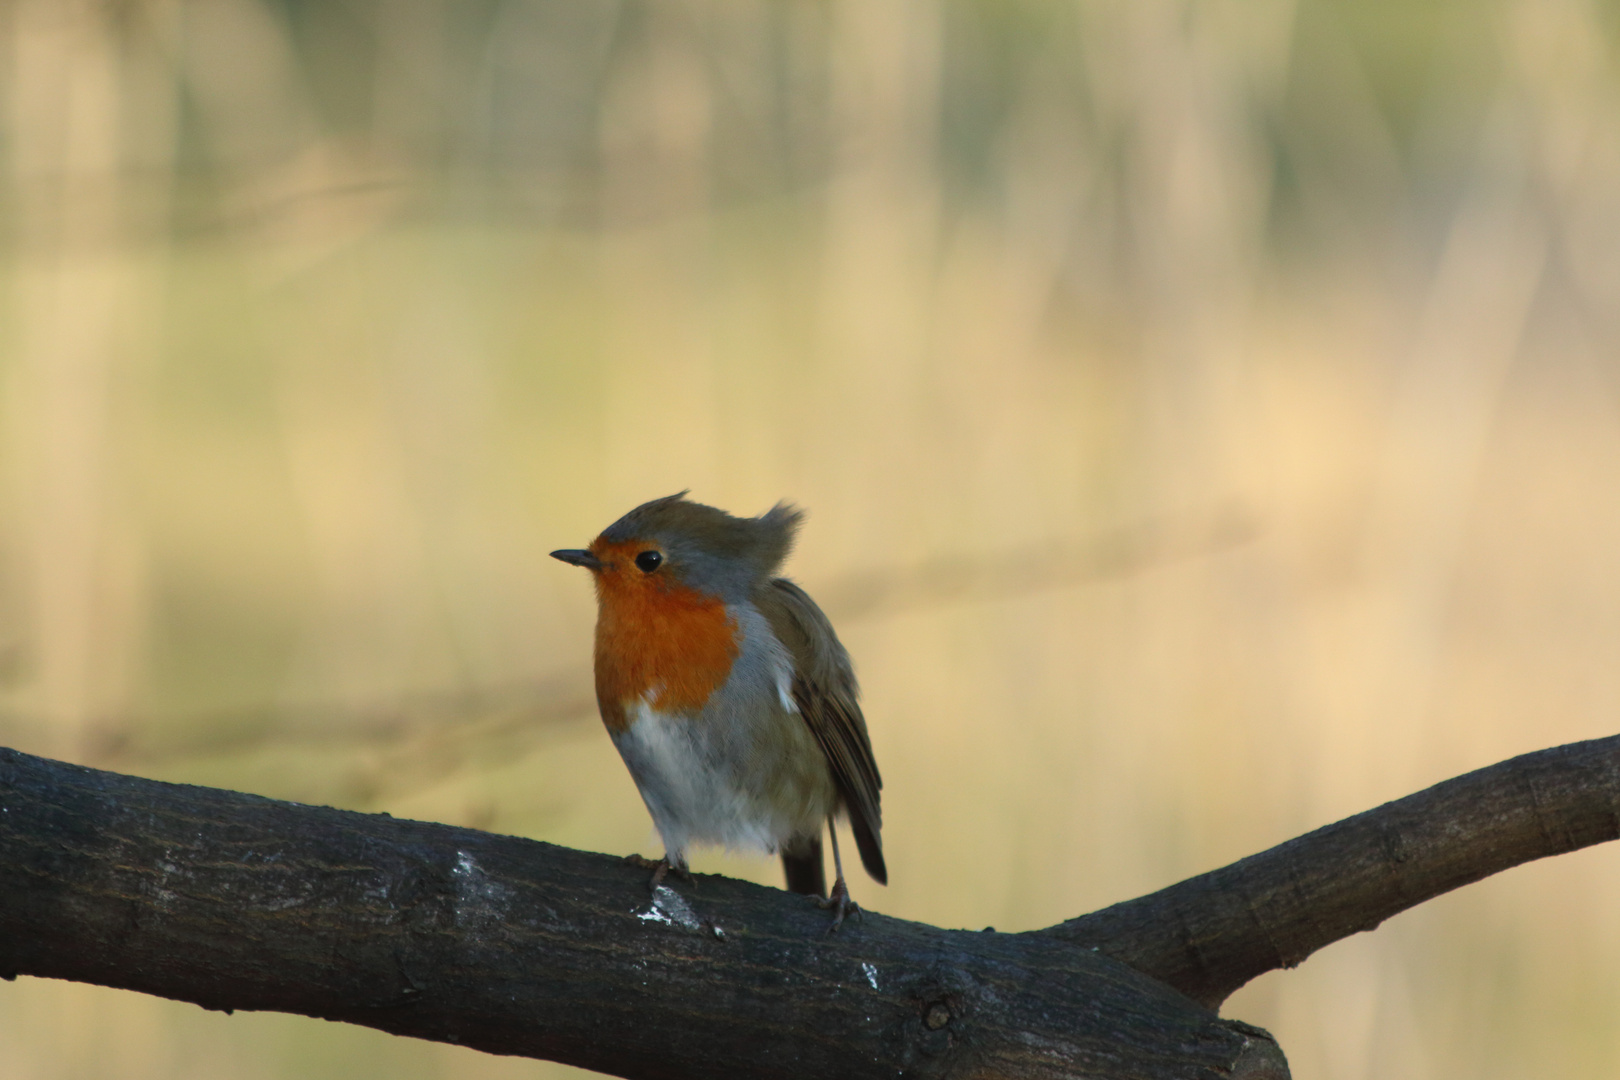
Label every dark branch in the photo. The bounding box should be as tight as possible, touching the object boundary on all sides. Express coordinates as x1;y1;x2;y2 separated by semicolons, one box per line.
6;737;1617;1077
0;746;1284;1080
1047;734;1620;1007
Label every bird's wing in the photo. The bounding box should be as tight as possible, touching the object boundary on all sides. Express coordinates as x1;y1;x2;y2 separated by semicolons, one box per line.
757;577;886;884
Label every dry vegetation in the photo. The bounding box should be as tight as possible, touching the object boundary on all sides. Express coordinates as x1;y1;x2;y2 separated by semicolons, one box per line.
5;2;1620;1078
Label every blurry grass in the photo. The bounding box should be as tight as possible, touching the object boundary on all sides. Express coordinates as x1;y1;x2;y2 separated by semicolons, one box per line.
6;2;1620;1079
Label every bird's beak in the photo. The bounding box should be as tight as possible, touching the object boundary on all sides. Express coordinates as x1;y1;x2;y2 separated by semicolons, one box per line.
550;548;603;570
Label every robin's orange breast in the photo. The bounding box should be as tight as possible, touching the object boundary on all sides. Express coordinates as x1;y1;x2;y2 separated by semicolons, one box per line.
591;541;740;733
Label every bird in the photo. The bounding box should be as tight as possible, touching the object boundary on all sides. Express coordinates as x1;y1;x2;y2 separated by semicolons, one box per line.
551;492;885;928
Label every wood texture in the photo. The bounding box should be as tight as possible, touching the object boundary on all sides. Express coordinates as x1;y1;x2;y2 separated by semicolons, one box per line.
7;736;1618;1076
0;746;1283;1080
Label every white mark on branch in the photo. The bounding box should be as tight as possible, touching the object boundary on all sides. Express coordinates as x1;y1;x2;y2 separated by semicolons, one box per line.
861;962;880;991
451;851;513;930
637;904;674;927
636;885;706;933
147;849;181;910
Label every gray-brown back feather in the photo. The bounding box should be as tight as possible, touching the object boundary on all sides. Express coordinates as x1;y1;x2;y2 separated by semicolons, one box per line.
756;577;887;885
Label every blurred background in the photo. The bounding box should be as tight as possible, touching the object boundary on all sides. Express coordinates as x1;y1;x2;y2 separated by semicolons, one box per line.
4;0;1620;1076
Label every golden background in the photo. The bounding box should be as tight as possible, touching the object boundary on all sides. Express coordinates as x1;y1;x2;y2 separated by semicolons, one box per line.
4;1;1620;1077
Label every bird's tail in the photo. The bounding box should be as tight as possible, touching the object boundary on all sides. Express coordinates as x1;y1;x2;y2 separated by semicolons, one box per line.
780;835;826;898
850;810;887;885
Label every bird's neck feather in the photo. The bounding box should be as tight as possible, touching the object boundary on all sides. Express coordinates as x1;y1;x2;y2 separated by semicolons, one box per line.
594;580;740;732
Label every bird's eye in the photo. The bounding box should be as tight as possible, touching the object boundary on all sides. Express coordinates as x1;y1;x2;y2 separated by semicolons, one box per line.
634;550;663;573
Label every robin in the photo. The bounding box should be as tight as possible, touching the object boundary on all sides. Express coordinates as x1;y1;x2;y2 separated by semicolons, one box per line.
551;493;885;928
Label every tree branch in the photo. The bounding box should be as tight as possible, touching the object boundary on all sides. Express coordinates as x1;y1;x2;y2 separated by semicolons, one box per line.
1049;734;1620;1008
0;746;1283;1080
4;737;1617;1077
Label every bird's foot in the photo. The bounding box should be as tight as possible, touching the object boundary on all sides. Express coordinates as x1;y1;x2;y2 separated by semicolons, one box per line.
817;875;863;934
624;853;691;893
624;856;723;938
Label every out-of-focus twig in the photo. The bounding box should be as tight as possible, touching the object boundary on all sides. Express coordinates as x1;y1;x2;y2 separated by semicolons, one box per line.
814;502;1258;620
53;504;1257;790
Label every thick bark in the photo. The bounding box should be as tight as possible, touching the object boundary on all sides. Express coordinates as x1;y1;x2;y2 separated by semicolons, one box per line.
4;737;1618;1077
1048;735;1620;1008
0;746;1283;1080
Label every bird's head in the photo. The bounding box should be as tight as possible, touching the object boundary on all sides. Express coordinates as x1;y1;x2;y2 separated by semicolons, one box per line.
551;492;803;607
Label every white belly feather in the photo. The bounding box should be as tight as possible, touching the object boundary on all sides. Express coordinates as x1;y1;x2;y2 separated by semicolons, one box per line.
607;600;836;866
612;699;786;858
609;700;835;866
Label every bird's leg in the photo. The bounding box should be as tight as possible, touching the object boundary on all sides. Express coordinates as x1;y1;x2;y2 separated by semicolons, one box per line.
624;852;691;893
817;822;862;932
622;852;723;937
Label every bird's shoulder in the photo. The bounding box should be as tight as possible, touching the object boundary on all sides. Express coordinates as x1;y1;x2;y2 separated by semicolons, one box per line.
751;577;882;820
751;578;854;692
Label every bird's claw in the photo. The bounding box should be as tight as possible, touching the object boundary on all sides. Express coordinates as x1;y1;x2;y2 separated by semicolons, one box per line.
817;876;863;933
624;853;691;892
